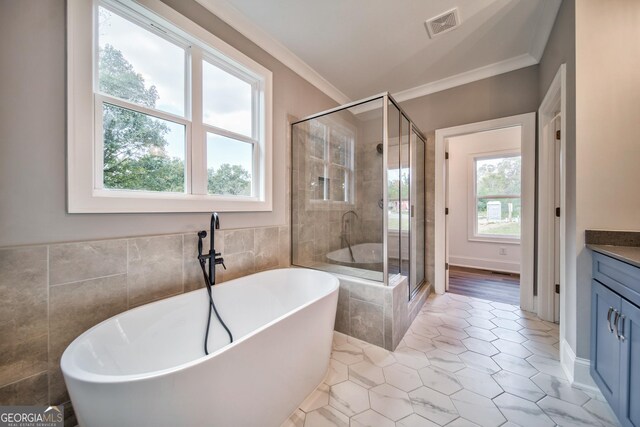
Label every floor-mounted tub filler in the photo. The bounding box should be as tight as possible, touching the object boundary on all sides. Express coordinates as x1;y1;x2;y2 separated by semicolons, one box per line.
61;268;339;427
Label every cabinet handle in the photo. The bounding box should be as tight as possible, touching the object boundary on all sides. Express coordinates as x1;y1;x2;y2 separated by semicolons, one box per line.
617;314;626;342
607;307;615;333
613;311;621;340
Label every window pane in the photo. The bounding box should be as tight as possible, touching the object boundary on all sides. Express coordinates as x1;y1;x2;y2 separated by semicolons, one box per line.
330;129;349;166
476;156;521;197
203;61;252;137
475;155;521;238
308;161;327;200
477;197;521;237
309;121;326;160
330;168;347;202
207;134;253;196
103;103;185;192
98;7;185;116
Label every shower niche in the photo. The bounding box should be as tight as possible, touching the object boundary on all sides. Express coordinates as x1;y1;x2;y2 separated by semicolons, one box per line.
291;93;429;349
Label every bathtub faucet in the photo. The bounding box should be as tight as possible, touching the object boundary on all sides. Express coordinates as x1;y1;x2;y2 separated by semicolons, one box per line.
197;212;233;354
341;210;358;263
197;212;226;286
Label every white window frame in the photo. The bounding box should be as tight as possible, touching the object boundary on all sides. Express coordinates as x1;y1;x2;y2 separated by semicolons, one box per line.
307;119;356;206
467;150;521;244
67;0;273;213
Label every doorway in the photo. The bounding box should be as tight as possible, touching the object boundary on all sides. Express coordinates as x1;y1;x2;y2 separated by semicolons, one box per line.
434;113;536;311
444;125;524;304
537;64;566;324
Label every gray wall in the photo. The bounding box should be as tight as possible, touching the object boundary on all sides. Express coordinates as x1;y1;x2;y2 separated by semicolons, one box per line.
400;65;540;136
537;0;578;354
398;64;540;297
0;0;336;248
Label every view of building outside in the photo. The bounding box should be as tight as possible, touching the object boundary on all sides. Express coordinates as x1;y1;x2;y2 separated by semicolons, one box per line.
475;155;521;238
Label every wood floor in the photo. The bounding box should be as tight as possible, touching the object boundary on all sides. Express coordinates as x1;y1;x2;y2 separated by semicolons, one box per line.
448;266;520;305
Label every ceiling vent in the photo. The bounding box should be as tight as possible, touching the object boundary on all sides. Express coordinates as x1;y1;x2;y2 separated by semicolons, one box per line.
425;8;461;38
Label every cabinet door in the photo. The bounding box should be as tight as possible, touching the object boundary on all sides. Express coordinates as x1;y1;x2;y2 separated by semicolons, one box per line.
591;280;622;405
619;300;640;427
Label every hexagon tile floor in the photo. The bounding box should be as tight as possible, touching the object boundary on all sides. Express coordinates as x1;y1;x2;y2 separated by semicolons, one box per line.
282;292;620;427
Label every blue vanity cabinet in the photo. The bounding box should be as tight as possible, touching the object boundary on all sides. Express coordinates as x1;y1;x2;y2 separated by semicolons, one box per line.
591;279;622;404
619;299;640;427
590;251;640;427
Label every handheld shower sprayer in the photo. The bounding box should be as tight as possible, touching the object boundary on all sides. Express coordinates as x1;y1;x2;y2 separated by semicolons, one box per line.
197;213;233;355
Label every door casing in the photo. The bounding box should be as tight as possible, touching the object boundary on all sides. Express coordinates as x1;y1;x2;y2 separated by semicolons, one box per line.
434;112;536;312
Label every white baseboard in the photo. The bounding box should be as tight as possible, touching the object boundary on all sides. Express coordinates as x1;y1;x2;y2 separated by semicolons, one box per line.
449;255;520;274
560;339;601;394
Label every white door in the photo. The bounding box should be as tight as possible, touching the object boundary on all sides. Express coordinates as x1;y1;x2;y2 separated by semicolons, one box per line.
553;114;562;322
445;141;450;291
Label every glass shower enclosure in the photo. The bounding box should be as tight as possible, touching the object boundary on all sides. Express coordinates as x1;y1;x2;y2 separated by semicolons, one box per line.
291;93;426;299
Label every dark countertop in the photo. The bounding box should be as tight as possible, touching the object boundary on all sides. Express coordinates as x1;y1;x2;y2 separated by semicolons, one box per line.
587;244;640;269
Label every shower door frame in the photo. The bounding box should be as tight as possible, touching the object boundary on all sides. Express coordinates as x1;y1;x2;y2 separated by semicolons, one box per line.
384;93;428;297
409;126;427;300
290;92;427;296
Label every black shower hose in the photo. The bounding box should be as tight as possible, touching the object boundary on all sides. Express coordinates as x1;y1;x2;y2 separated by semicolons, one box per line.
198;258;233;355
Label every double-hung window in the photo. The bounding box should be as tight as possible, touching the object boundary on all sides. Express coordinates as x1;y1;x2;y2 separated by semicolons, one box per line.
308;120;355;204
68;0;272;212
470;153;521;241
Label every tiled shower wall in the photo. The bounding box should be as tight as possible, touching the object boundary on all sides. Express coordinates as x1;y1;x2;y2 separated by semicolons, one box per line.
0;226;289;420
354;129;385;245
291;109;385;268
334;274;431;351
291;136;383;268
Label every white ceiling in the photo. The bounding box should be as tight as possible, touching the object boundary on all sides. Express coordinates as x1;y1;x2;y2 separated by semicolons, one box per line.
195;0;561;103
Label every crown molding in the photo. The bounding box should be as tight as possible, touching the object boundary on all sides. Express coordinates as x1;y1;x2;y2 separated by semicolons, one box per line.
194;0;351;105
392;53;538;104
193;0;560;108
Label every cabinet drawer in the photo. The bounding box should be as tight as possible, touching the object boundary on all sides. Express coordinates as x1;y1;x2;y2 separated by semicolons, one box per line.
593;252;640;305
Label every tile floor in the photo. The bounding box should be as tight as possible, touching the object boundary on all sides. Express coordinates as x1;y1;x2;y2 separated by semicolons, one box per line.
283;292;620;427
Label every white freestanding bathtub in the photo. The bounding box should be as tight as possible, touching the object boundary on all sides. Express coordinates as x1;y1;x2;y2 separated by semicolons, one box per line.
61;268;339;427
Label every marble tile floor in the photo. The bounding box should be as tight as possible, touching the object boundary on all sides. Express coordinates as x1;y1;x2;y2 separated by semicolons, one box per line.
282;292;620;427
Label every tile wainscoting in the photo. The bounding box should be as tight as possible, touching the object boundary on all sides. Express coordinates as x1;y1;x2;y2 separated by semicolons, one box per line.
0;225;289;425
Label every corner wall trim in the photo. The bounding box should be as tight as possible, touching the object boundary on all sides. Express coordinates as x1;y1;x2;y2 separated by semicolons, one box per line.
529;0;562;61
192;0;562;106
392;54;537;103
560;339;601;394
